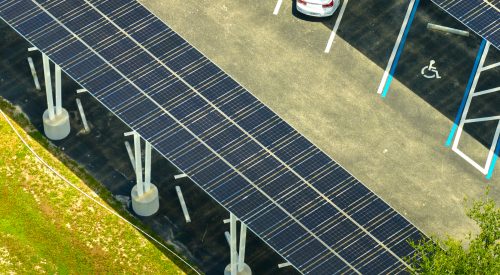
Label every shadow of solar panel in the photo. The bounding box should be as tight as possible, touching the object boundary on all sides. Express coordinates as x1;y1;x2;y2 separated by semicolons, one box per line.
431;0;499;49
0;0;427;273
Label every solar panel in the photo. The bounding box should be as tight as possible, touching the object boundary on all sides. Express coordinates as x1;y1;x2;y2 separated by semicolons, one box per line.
0;0;426;273
431;0;499;49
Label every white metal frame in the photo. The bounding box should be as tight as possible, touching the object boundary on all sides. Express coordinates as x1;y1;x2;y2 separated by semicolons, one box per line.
451;41;500;176
227;213;248;275
124;131;153;197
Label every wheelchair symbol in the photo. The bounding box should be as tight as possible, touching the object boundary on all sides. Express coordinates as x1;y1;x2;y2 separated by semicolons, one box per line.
421;60;441;79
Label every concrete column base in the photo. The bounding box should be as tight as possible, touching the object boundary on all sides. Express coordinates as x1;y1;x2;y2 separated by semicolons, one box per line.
131;184;159;217
43;108;70;140
224;263;252;275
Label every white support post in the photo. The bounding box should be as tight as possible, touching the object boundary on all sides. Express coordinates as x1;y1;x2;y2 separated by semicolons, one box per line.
129;133;159;216
55;64;62;115
42;54;55;120
230;213;238;275
238;223;247;272
144;141;152;192
41;55;70;140
133;133;144;196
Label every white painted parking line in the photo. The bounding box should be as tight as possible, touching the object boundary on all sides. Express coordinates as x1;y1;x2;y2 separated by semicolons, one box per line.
324;0;349;53
377;0;418;95
481;61;500;71
450;41;500;177
273;0;283;15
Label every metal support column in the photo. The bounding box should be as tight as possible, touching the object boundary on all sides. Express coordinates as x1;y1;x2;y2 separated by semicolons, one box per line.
230;213;238;275
127;132;159;216
55;64;62;115
144;141;152;192
133;132;144;196
42;54;55;120
238;223;247;272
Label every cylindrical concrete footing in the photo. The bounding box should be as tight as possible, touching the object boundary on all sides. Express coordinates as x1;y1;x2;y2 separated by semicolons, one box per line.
131;184;159;216
224;264;252;275
42;108;70;140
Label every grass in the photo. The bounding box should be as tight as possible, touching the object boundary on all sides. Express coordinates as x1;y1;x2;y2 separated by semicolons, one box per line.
0;98;199;274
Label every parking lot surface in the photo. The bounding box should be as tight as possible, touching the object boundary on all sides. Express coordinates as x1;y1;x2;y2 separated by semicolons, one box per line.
141;0;500;239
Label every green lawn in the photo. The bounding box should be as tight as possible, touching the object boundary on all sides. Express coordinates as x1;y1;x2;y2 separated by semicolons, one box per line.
0;111;188;274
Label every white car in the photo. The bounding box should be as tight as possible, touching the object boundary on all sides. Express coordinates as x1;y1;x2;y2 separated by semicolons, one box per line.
296;0;341;17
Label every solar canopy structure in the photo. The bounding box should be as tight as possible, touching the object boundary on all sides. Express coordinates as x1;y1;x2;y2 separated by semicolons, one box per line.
0;0;425;273
431;0;500;49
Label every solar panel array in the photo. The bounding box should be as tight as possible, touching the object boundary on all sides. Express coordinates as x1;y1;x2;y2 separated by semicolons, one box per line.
431;0;499;49
0;0;425;273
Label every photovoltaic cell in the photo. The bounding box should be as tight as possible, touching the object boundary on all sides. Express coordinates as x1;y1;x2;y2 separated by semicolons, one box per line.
431;0;499;49
0;0;427;273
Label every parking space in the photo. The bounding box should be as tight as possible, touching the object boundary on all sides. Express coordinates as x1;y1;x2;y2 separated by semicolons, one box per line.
388;0;500;176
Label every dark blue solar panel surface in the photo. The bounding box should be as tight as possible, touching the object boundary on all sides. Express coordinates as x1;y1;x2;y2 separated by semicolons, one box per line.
432;0;499;49
0;0;426;273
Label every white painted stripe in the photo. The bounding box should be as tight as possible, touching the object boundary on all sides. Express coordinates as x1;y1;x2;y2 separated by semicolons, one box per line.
453;145;488;174
324;0;349;53
484;121;500;173
273;0;283;15
473;86;500;96
464;115;500;123
481;61;500;71
450;41;500;176
376;0;416;94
